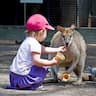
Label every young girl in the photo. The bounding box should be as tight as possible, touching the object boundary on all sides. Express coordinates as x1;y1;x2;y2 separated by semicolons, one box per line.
9;14;66;90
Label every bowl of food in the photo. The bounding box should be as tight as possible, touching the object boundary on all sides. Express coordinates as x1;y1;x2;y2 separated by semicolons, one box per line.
62;73;70;82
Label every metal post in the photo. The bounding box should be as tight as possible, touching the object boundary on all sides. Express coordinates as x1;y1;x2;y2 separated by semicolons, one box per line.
77;0;80;27
24;3;26;25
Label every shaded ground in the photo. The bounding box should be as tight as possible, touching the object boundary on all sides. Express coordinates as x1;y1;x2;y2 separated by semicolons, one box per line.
0;42;96;96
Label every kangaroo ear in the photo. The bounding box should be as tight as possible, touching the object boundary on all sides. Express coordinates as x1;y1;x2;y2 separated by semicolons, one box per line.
70;24;76;30
57;25;65;32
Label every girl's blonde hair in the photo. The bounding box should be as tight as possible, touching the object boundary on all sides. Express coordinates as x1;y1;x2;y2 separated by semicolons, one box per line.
26;29;45;38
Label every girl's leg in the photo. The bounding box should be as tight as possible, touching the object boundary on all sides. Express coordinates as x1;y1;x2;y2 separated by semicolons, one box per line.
9;66;48;90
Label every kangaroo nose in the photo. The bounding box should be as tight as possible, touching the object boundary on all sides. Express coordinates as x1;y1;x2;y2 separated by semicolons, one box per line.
66;43;68;46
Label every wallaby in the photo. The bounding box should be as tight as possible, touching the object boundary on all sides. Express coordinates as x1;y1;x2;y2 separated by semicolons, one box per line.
48;25;87;85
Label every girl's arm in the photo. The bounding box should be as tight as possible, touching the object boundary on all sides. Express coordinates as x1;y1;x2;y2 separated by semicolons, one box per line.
32;52;59;67
41;45;66;54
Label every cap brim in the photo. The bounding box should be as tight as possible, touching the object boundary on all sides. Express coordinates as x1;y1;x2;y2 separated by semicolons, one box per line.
46;25;55;30
25;25;55;32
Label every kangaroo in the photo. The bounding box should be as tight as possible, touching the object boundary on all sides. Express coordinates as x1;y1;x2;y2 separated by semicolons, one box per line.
48;25;87;85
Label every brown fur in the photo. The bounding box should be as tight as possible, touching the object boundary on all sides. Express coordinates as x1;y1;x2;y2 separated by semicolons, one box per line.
48;25;87;85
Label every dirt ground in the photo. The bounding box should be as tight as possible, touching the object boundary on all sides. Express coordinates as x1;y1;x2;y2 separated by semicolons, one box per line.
0;42;96;96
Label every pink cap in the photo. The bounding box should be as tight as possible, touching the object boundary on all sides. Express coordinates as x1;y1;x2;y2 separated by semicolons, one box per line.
26;14;55;31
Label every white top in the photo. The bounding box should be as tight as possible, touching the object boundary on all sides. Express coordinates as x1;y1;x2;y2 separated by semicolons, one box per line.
10;37;41;75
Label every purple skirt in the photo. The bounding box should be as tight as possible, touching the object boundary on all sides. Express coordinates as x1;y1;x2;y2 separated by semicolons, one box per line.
9;65;48;90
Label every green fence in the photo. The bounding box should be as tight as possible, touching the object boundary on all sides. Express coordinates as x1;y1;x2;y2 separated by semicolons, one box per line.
0;26;96;44
77;28;96;44
0;26;25;40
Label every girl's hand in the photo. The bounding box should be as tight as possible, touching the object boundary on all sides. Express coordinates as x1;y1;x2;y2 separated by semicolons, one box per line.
58;46;67;52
